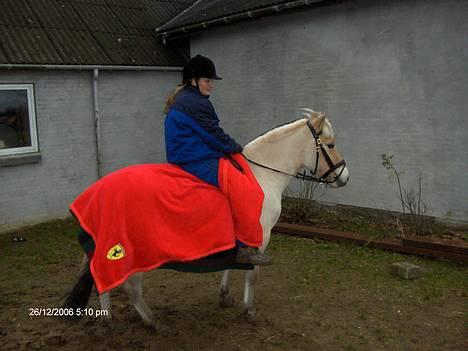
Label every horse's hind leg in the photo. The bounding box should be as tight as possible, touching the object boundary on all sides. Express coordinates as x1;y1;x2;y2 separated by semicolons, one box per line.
219;270;235;307
243;266;259;320
99;292;112;320
122;273;156;328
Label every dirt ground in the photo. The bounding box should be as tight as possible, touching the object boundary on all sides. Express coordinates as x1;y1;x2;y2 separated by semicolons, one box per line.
1;219;467;351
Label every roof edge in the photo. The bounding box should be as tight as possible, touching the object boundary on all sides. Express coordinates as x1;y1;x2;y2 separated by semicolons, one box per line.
156;0;205;33
0;64;183;71
156;0;325;38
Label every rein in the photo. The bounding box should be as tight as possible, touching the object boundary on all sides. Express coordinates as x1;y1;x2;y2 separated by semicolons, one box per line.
241;119;346;184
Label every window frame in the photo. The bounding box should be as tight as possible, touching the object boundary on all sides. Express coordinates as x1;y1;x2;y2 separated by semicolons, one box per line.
0;83;39;156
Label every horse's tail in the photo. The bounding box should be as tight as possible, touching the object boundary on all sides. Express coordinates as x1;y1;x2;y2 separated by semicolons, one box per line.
62;255;94;318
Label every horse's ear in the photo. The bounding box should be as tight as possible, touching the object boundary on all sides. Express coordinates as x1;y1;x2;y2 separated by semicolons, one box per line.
312;112;326;132
299;108;327;132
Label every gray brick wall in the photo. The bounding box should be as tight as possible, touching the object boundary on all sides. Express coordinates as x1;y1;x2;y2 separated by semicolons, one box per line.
98;71;177;174
191;0;468;221
0;69;180;231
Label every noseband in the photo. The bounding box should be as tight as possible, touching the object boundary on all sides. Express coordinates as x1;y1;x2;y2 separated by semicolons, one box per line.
242;119;346;184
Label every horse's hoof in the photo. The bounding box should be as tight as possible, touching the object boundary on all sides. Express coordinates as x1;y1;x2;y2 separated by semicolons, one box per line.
98;317;114;330
101;312;113;322
243;308;256;322
219;294;235;308
144;322;159;335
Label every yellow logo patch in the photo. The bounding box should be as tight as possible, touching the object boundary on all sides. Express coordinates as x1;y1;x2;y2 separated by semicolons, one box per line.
107;243;125;260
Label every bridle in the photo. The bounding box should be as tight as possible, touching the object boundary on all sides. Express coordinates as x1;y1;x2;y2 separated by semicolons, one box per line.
241;119;346;184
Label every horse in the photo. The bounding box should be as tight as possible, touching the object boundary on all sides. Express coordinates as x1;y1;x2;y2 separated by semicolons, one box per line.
63;108;349;328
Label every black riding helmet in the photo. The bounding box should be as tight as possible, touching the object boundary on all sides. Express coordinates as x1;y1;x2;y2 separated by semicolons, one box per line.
182;55;222;83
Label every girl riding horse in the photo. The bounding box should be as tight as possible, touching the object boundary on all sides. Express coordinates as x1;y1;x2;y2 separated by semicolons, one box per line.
164;55;272;266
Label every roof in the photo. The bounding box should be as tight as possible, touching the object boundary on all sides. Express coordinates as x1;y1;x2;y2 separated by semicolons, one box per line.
157;0;326;37
0;0;197;66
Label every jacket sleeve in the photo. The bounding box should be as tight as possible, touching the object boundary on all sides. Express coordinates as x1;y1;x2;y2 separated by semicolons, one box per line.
189;99;243;154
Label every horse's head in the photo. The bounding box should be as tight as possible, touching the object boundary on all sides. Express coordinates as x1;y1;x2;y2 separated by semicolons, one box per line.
300;108;349;188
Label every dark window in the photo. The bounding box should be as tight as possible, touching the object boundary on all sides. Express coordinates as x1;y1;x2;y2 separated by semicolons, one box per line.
0;85;38;155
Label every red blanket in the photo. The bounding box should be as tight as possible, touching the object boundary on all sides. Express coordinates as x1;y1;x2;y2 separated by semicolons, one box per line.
70;154;264;293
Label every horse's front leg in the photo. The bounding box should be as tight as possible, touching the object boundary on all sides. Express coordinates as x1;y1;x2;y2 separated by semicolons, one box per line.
242;228;274;320
219;270;235;307
242;192;280;320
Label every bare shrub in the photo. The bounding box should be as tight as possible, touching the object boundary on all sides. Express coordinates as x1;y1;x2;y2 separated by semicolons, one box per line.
381;154;434;236
283;179;326;224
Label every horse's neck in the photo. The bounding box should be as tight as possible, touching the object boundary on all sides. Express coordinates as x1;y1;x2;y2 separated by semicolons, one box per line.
244;120;309;194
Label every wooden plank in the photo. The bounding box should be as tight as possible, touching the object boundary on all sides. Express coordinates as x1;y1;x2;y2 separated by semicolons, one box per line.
402;236;468;255
368;240;468;264
273;222;369;243
273;222;468;264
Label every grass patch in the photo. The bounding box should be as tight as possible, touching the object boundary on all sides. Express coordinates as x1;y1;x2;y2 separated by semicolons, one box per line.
269;234;467;302
0;218;81;294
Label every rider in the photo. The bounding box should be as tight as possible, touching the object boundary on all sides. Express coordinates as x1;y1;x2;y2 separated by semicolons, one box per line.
163;54;272;266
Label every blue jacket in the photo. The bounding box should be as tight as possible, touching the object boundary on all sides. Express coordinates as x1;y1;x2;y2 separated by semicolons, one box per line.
164;86;243;186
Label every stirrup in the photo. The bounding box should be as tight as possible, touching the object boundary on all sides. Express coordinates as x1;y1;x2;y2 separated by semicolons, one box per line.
236;247;273;266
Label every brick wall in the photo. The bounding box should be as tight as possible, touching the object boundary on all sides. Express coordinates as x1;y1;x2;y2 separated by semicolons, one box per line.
0;69;180;231
190;0;468;221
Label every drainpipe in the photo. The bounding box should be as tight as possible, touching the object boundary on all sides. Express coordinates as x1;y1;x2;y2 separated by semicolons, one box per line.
92;68;103;179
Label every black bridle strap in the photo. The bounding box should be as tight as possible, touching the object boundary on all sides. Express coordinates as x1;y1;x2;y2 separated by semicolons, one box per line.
241;153;327;183
321;159;346;179
241;153;299;177
306;120;321;175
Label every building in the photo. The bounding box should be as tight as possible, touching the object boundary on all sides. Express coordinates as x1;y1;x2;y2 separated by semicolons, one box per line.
158;0;468;222
0;0;196;231
1;0;467;231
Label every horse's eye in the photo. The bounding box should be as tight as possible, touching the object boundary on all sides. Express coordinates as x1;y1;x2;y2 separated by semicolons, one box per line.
328;143;335;149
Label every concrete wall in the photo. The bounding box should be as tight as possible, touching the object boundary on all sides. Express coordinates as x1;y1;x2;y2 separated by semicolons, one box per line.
190;0;468;221
0;69;179;231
